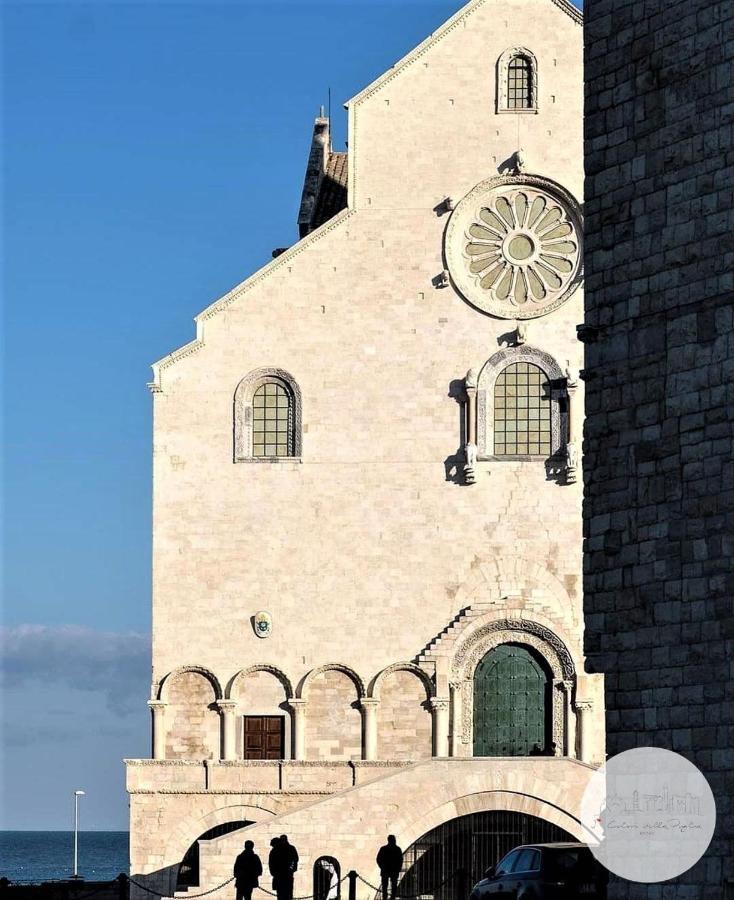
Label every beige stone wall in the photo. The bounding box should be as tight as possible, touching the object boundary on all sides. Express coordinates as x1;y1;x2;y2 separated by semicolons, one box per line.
131;0;604;888
149;0;585;700
231;669;290;758
304;669;362;760
163;671;219;760
376;669;432;760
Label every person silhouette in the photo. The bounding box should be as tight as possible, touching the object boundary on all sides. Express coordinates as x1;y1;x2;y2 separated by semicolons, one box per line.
233;841;263;900
376;835;403;900
269;835;299;900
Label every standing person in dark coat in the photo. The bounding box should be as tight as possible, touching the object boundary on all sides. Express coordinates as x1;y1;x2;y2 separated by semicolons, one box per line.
376;835;403;900
269;834;299;900
233;840;263;900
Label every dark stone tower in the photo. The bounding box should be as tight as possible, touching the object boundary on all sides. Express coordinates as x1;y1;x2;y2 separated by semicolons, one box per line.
583;0;733;896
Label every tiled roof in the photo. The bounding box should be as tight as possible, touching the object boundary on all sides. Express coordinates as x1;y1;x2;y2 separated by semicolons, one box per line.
311;151;348;229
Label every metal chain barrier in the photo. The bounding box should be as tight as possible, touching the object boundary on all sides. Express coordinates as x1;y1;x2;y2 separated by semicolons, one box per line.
57;867;459;900
357;869;458;899
128;874;234;897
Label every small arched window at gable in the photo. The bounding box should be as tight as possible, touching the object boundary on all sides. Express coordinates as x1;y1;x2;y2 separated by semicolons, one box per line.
497;47;538;114
234;368;302;462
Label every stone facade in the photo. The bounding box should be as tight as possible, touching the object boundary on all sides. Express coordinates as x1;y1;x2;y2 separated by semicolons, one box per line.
583;0;734;896
128;1;606;897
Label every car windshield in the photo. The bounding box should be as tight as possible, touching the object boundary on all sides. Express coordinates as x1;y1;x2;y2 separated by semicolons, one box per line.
544;849;596;879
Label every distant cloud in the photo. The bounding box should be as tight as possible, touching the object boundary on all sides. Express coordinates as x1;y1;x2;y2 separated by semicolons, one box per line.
0;625;150;714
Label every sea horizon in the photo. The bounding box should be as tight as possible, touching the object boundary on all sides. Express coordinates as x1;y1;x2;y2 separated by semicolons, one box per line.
0;830;129;883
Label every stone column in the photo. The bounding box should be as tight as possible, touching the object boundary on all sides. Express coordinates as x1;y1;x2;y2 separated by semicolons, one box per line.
575;700;593;763
465;369;478;445
464;369;479;484
289;699;307;760
563;681;577;758
449;682;463;757
147;701;167;760
360;698;379;761
430;698;450;758
217;700;238;761
565;369;580;483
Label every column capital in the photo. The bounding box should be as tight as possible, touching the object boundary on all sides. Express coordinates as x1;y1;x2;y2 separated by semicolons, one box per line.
216;700;238;713
575;699;593;711
147;700;166;712
429;697;450;712
288;698;307;711
359;698;379;709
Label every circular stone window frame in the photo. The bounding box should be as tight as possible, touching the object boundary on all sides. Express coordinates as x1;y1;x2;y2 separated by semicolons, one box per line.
444;173;584;320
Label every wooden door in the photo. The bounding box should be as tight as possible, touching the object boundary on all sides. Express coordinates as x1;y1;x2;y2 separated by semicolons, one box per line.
243;715;285;759
473;644;549;757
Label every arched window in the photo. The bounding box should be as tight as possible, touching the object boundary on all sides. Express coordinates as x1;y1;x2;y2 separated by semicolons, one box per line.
476;347;566;460
252;381;293;458
507;55;533;109
493;362;551;456
496;47;538;114
234;368;302;462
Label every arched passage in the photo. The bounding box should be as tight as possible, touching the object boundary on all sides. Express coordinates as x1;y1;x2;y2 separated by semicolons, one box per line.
177;820;253;889
397;810;575;900
473;644;552;757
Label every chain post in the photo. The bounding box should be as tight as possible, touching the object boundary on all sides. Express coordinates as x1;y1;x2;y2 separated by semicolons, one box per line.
118;873;128;900
455;868;467;900
347;871;357;900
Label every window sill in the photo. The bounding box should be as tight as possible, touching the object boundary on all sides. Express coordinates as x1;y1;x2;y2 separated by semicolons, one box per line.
496;108;539;115
234;457;303;464
478;454;557;462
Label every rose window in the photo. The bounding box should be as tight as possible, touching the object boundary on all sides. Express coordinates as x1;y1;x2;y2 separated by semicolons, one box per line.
445;177;583;319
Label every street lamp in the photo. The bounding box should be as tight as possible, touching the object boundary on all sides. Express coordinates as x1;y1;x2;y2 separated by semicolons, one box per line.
72;790;86;879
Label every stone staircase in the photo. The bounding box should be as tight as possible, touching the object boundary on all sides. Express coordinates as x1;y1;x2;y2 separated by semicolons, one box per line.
155;757;597;900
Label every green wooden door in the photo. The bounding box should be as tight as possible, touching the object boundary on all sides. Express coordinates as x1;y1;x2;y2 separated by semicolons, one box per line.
473;644;549;757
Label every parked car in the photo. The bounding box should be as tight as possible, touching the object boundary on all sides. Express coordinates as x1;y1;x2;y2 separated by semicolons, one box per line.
469;842;607;900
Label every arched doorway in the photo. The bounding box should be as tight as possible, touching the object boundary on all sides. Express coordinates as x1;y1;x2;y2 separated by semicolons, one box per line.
473;644;551;756
313;856;341;900
177;821;253;889
398;811;575;900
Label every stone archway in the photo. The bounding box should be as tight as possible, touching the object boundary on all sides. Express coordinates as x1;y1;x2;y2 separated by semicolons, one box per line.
450;619;576;758
396;808;576;900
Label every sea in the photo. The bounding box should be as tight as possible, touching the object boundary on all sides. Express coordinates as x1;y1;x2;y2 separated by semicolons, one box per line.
0;831;129;884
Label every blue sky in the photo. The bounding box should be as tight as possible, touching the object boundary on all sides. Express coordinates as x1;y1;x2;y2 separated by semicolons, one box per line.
2;0;581;831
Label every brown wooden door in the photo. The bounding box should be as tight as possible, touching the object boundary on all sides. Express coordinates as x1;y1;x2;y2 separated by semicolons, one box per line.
243;716;284;759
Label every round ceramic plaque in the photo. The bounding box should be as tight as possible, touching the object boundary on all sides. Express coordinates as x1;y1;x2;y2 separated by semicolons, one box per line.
445;174;583;319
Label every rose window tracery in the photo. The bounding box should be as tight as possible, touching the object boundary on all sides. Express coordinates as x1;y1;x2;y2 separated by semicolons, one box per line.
445;176;583;319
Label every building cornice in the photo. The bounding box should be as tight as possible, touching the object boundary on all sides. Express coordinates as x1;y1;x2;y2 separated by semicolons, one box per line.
148;208;355;392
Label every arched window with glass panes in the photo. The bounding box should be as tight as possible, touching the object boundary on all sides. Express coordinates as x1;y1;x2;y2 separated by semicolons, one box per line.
234;368;302;462
496;47;538;114
507;55;533;109
493;362;552;456
475;348;566;460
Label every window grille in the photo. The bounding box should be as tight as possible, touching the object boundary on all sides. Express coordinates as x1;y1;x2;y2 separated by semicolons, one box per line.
507;55;532;109
493;362;551;456
252;382;294;457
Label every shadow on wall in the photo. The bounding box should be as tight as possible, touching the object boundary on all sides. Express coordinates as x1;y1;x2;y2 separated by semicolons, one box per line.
444;379;466;485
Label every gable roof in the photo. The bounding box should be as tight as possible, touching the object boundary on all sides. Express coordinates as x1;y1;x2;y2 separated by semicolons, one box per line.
345;0;581;109
311;151;348;231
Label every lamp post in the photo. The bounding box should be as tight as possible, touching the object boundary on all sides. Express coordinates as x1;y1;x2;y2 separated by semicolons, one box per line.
72;790;85;879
